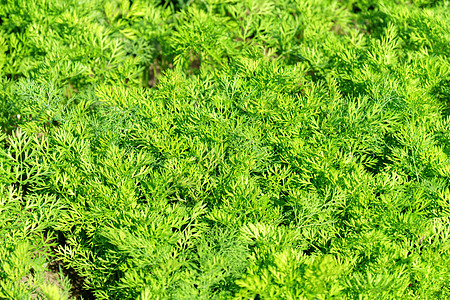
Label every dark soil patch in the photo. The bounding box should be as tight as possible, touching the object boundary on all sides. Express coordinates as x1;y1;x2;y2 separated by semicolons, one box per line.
47;260;95;300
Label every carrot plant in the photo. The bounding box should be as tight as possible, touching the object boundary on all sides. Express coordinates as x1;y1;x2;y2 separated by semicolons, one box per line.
1;0;449;299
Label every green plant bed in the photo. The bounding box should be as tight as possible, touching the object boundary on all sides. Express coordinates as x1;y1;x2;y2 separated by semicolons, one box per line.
1;0;449;299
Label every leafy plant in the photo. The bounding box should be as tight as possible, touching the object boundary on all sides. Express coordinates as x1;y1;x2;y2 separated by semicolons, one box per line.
1;0;449;299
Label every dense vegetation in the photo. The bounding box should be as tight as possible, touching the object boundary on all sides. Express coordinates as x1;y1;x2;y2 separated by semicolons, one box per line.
1;0;449;298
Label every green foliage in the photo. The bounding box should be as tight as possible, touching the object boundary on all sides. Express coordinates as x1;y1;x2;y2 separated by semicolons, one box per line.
0;183;70;299
1;0;450;299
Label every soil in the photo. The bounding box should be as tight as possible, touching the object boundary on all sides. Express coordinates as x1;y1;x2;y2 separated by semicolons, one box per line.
47;260;95;300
